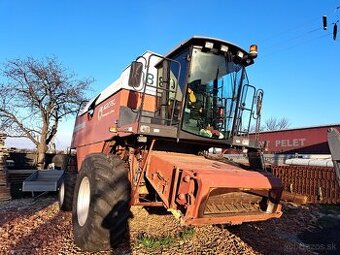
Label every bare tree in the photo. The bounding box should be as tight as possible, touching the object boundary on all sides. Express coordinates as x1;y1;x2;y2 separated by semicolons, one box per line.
250;123;265;133
264;116;290;131
0;57;92;169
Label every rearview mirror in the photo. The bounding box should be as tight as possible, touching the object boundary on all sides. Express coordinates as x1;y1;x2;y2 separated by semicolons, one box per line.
128;61;143;87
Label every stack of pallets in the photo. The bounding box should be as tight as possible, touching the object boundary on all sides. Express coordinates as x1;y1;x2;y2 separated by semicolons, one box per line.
0;134;12;201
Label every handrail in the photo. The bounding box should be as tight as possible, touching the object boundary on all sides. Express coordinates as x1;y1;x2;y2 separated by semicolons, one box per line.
137;54;182;129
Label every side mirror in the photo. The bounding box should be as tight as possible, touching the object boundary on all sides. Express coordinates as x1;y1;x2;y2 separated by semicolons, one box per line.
128;61;143;87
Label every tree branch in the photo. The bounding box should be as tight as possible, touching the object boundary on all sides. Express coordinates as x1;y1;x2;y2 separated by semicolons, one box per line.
0;108;39;145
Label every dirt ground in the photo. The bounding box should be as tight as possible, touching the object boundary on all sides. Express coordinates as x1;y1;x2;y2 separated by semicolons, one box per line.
0;195;339;255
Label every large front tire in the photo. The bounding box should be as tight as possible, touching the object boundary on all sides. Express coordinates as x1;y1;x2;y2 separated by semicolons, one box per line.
72;153;130;251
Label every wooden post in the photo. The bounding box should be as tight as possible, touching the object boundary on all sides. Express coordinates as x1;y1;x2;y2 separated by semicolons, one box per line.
281;191;308;205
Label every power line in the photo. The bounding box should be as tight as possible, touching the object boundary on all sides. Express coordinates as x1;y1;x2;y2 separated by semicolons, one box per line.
262;6;340;50
260;32;333;59
258;4;340;58
260;17;320;44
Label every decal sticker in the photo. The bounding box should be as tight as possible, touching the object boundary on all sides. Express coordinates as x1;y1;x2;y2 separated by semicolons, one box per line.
98;99;116;120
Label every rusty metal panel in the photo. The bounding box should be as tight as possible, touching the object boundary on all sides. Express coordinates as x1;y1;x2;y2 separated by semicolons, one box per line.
272;165;340;204
145;154;178;208
146;151;283;225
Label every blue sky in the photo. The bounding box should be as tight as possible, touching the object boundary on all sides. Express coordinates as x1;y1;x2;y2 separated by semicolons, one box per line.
1;0;339;149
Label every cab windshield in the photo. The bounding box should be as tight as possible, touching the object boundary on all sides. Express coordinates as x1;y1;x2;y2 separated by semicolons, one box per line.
182;47;248;139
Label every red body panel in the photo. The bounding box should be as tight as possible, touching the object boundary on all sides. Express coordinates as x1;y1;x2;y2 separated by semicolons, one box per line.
71;93;121;149
252;125;340;154
72;89;157;149
146;151;282;225
75;142;105;171
71;89;158;170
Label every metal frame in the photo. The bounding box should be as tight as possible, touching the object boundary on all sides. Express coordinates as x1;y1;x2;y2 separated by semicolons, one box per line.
137;53;182;130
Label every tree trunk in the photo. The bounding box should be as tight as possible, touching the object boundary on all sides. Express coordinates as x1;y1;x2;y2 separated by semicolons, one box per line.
37;121;48;170
36;141;46;170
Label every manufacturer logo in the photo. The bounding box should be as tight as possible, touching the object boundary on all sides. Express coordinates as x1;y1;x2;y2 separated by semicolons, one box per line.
98;99;116;120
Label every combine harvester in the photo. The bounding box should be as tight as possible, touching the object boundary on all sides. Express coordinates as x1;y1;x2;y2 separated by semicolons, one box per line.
59;36;283;251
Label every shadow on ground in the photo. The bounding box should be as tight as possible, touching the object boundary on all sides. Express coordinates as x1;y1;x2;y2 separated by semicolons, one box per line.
298;216;340;255
228;205;340;255
0;197;133;255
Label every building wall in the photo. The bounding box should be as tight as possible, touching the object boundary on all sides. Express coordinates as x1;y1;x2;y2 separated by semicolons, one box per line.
252;124;340;154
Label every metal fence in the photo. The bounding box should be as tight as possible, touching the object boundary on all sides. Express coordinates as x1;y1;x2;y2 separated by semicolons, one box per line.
272;165;340;204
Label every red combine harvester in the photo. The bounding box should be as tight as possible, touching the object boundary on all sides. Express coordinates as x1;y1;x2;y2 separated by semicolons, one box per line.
59;36;283;251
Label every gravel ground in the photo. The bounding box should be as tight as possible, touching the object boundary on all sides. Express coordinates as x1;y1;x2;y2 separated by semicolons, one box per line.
0;196;339;255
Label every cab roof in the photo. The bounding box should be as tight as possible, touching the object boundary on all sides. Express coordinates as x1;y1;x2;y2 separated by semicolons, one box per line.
164;36;249;59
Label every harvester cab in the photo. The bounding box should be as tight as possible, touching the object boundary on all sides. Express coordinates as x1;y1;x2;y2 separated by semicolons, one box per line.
126;37;263;155
64;37;283;252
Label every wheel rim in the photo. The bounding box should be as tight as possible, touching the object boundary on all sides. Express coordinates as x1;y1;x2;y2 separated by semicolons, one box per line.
77;176;91;227
59;181;65;206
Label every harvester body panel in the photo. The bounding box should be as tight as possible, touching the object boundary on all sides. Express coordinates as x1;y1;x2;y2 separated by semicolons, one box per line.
146;151;282;225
